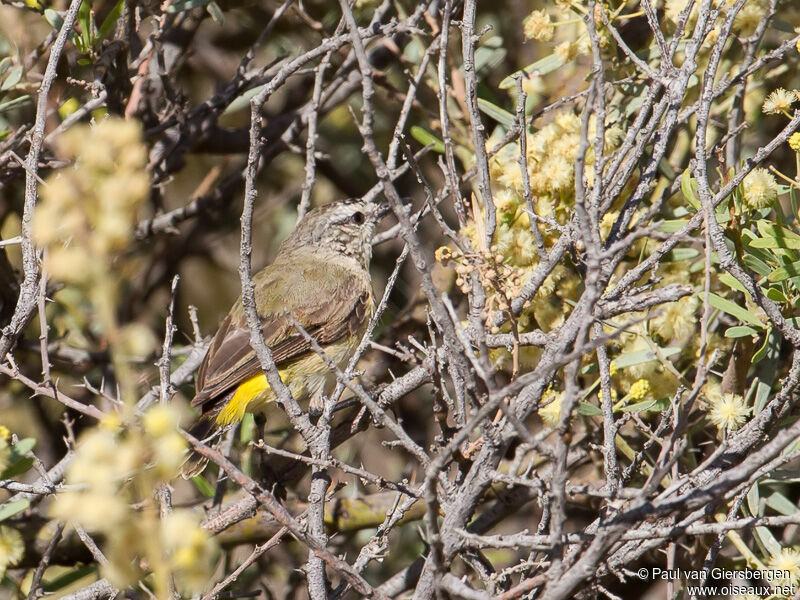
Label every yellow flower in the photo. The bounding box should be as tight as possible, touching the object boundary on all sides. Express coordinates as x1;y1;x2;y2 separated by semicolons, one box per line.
435;246;453;265
762;88;795;115
0;437;10;474
153;432;187;477
0;526;25;572
119;323;157;360
665;0;692;24
652;295;699;341
555;40;579;62
742;168;778;210
628;379;651;401
161;510;218;593
99;412;122;432
708;393;750;432
523;10;554;42
733;1;765;37
789;132;800;152
62;429;140;491
50;490;128;532
0;425;10;442
598;388;618;403
143;404;180;439
494;188;519;214
538;390;563;427
769;547;800;586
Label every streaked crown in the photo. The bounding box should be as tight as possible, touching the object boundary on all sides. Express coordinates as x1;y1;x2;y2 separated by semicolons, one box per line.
278;199;389;268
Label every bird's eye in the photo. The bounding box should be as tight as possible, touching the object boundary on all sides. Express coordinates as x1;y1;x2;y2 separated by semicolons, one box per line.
350;211;365;225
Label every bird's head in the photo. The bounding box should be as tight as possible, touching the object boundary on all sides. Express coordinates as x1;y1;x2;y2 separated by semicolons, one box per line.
279;199;391;268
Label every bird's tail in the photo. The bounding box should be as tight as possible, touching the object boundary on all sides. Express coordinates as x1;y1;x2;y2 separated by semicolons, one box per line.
180;415;216;479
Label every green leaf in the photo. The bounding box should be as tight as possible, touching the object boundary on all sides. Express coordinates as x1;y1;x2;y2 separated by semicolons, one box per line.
0;499;29;522
1;457;33;479
240;412;256;444
613;346;681;369
622;397;669;413
0;437;36;479
765;491;799;515
410;126;445;154
223;84;263;114
725;325;760;338
1;66;23;91
707;292;764;328
770;18;798;33
98;0;124;39
747;483;761;517
742;253;773;277
664;248;699;262
659;219;688;233
768;260;800;282
751;327;774;364
748;333;778;412
658;157;676;180
577;402;602;416
754;525;782;557
681;169;701;211
191;475;216;498
10;438;36;457
751;220;800;249
44;8;64;30
477;98;515;129
43;565;97;592
766;287;787;303
474;37;506;73
499;53;566;89
718;273;749;296
0;95;30;114
78;0;93;51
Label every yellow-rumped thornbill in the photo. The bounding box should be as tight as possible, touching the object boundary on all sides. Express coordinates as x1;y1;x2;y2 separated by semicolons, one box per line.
181;198;390;478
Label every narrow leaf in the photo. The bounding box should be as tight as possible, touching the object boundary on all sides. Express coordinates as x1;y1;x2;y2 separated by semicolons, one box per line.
410;126;445;154
707;292;764;328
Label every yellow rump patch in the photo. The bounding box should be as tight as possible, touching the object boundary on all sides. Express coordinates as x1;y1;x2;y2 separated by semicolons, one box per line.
216;373;271;426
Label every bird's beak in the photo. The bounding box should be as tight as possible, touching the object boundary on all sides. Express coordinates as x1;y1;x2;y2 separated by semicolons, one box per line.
373;202;393;220
373;197;411;220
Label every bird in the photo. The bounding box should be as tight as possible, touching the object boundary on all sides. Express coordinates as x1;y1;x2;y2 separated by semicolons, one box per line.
181;198;390;478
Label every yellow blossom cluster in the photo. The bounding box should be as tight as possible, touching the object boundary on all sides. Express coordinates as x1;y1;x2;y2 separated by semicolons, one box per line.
627;379;651;401
32;118;149;286
651;294;700;342
460;111;622;336
604;331;681;403
0;427;9;474
523;10;554;42
538;389;564;427
490;112;624;230
0;525;24;580
665;0;769;38
702;380;750;433
762;88;798;115
742;168;778;210
769;547;800;587
50;405;217;594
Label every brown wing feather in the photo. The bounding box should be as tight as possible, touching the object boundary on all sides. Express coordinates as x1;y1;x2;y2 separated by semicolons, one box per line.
192;262;370;410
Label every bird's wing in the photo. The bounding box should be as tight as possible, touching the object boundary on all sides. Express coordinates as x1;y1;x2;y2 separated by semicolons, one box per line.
192;259;371;409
